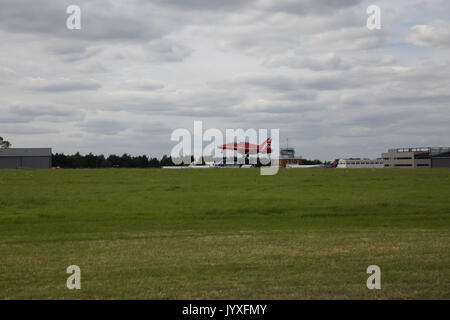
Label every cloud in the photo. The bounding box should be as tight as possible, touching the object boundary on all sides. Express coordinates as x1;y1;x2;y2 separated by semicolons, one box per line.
0;66;17;85
0;0;164;42
263;53;350;71
1;0;450;159
257;0;362;15
25;78;101;92
145;38;193;62
214;5;385;55
1;125;59;135
122;80;165;91
77;119;130;136
406;20;450;48
0;105;84;123
150;0;253;11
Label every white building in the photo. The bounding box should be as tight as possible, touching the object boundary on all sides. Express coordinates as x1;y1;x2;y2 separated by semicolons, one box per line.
337;158;384;168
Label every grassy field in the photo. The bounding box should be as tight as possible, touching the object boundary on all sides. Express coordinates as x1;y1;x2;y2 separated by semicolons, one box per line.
0;168;449;299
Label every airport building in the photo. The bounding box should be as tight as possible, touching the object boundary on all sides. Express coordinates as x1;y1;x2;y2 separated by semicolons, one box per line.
382;147;450;168
337;158;384;168
272;148;303;168
0;148;52;169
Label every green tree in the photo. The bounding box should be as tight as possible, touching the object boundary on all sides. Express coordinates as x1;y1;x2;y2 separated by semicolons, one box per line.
148;157;161;168
0;136;11;148
160;155;175;166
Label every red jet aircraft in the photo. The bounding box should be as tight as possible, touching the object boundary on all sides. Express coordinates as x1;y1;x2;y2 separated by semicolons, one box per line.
218;138;272;156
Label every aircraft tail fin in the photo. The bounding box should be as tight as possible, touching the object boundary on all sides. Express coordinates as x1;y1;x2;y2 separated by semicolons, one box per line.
328;159;339;168
259;138;272;154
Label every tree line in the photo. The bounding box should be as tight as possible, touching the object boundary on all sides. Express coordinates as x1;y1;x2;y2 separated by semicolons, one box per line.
2;136;323;168
51;152;323;168
52;153;175;168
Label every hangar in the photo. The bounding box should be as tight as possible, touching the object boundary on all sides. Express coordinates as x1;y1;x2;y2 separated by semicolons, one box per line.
0;148;52;169
382;147;450;168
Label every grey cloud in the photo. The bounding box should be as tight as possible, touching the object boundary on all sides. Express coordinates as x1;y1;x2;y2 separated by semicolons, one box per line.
26;78;101;92
236;74;297;91
258;0;362;15
1;125;59;135
382;94;450;106
340;109;417;129
145;38;193;62
302;27;386;52
47;43;102;63
77;119;129;136
0;66;18;85
122;80;165;91
150;0;254;11
263;53;350;71
0;0;162;42
215;6;383;55
131;121;172;136
103;88;245;118
143;0;362;15
1;105;84;123
235;101;318;114
236;72;371;92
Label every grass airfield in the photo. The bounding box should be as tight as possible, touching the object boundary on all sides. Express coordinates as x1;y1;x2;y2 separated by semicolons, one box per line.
0;168;449;299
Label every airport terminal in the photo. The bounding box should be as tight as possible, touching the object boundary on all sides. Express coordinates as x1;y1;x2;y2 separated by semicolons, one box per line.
382;147;450;168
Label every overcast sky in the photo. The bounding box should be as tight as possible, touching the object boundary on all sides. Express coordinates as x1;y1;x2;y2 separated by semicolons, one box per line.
1;0;449;160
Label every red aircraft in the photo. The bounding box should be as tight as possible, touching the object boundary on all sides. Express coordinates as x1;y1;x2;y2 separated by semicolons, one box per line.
218;138;272;156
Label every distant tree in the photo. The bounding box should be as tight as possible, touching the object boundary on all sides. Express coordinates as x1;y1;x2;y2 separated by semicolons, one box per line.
148;157;161;168
134;155;149;168
85;153;98;168
72;152;85;168
107;154;121;167
52;153;69;167
51;152;163;168
160;155;175;166
119;153;133;167
301;159;322;165
0;136;11;148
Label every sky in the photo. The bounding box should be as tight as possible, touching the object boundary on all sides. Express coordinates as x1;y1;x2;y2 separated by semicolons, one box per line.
0;0;449;161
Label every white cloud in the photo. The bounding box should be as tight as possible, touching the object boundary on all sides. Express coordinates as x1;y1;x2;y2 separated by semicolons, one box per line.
406;20;450;48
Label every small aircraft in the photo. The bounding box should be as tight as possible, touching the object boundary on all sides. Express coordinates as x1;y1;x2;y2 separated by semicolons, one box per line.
218;138;272;156
287;159;339;169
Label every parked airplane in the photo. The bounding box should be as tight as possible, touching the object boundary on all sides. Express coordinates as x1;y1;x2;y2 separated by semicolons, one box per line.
218;138;272;156
286;159;339;169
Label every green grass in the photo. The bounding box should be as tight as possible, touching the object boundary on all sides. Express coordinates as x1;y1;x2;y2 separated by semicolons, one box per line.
0;168;449;299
